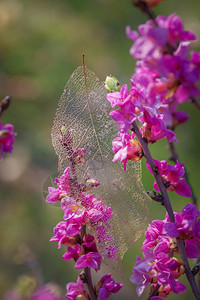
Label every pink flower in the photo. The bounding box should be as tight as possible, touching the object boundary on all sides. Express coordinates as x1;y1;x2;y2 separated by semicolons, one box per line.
83;234;97;253
130;256;152;296
146;159;191;197
127;13;196;62
50;220;81;249
55;167;72;196
142;220;165;251
107;84;131;108
140;108;177;143
112;132;143;171
65;277;87;300
30;284;63;300
62;244;81;261
0;122;16;159
46;187;61;203
75;252;102;271
109;101;137;132
164;204;200;258
61;196;86;222
98;273;123;300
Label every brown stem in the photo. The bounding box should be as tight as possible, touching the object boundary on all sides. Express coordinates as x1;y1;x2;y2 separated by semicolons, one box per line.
147;283;160;299
131;121;200;299
177;239;200;299
146;191;164;205
132;121;175;222
133;0;157;24
191;97;200;110
192;261;200;277
85;267;97;300
168;141;197;205
80;225;97;300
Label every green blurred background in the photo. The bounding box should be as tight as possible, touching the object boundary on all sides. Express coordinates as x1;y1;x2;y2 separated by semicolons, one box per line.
0;0;199;299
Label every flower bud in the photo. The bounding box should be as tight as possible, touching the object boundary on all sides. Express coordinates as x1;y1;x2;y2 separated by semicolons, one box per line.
105;76;121;92
61;125;67;135
0;129;10;138
80;178;100;192
76;295;88;300
128;139;143;161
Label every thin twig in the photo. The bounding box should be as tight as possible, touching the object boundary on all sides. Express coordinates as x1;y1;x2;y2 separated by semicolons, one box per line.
132;121;175;222
131;120;200;300
147;283;160;299
191;97;200;110
85;267;96;300
146;191;164;205
0;95;12;116
133;0;157;24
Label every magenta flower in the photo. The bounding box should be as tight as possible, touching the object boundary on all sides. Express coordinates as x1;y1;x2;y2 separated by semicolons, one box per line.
55;167;72;196
83;234;97;253
65;276;87;300
107;84;131;108
127;13;196;62
139;108;177;143
130;256;152;296
163;222;179;238
112;132;143;171
30;284;63;300
0;122;16;159
109;101;137;132
62;244;81;261
61;196;86;222
130;203;200;297
50;220;81;249
98;273;123;300
157;47;200;103
75;251;102;271
85;195;113;225
185;239;200;259
46;187;61;203
142;220;165;251
46;167;73;204
164;204;200;258
146;159;191;197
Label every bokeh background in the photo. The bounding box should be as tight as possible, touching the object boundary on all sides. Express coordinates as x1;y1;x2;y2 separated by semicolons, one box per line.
0;0;199;299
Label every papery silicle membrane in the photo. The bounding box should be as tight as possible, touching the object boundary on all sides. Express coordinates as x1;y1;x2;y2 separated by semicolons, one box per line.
51;66;151;264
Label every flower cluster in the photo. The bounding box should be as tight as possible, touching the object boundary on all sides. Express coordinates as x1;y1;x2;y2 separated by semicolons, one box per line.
46;142;122;299
130;204;200;298
105;2;199;298
126;13;200;124
106;12;200;172
47;165;117;261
